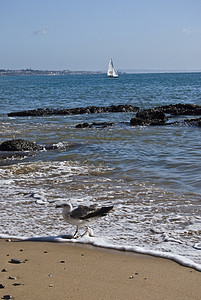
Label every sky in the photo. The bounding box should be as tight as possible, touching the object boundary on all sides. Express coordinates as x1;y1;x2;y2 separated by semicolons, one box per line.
1;0;201;71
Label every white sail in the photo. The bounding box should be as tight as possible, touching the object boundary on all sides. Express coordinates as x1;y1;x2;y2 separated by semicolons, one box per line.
112;67;118;78
107;59;118;78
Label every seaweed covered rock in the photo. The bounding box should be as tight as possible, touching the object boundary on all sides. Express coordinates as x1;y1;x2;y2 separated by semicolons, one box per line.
130;109;167;126
0;139;42;151
75;122;114;128
154;103;201;115
8;105;139;117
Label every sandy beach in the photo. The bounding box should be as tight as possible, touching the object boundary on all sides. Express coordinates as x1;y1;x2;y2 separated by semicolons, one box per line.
0;239;200;300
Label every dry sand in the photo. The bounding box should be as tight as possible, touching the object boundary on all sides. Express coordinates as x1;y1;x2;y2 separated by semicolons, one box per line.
0;238;201;300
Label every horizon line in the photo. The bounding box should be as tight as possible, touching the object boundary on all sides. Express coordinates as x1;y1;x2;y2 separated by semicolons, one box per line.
1;68;201;74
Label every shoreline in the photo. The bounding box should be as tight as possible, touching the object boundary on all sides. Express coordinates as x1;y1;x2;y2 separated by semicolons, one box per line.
0;238;201;300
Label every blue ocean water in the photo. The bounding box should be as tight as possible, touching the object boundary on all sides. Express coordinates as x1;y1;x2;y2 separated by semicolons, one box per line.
0;73;201;269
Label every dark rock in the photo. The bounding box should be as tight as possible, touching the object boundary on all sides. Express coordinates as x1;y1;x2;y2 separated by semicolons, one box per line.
130;103;201;126
168;117;201;127
154;103;201;116
0;139;42;152
0;151;35;160
92;122;114;128
12;283;21;286
1;269;7;272
183;117;201;127
130;109;167;126
8;277;17;280
75;123;92;128
76;122;114;128
2;295;13;299
9;258;22;264
0;284;5;289
8;105;139;117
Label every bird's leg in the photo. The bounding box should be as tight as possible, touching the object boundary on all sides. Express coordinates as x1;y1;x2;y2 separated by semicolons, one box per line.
73;226;79;238
79;226;90;238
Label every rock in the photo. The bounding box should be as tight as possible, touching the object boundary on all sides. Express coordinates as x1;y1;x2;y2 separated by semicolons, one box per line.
130;104;201;126
1;269;7;272
9;258;22;264
2;295;13;299
0;139;42;151
76;122;114;128
154;103;201;115
168;117;201;127
12;283;21;286
8;277;17;280
130;109;167;126
183;117;201;127
92;122;114;128
8;105;139;117
0;284;5;289
75;123;92;128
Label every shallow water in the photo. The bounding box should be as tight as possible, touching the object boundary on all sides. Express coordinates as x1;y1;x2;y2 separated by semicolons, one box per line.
0;73;201;268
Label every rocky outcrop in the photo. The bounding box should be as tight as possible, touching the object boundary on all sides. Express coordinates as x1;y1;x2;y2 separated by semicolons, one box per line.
183;117;201;127
0;139;42;151
130;109;167;126
130;104;201;126
7;103;201;127
75;122;114;128
152;103;201;115
169;117;201;127
8;105;139;117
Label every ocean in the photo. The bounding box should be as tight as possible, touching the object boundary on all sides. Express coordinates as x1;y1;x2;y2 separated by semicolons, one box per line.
0;73;201;270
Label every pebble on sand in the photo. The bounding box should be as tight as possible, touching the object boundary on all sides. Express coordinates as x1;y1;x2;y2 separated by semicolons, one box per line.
1;269;7;272
9;258;22;264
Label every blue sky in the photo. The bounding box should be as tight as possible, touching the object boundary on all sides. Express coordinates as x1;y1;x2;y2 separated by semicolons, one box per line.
1;0;201;71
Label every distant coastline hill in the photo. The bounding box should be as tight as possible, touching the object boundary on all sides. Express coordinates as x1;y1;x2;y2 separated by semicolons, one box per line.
1;68;201;76
0;69;103;76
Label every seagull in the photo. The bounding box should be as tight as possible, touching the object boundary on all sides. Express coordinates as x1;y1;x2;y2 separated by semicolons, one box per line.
55;203;113;238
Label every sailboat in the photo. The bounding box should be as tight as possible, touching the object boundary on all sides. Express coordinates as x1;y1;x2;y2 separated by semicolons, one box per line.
107;59;118;78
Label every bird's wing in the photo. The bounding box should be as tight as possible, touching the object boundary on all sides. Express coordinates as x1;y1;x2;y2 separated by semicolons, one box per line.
80;206;113;220
70;205;96;219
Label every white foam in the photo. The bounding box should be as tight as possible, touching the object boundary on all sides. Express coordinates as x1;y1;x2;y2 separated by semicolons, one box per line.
1;233;201;272
1;160;201;269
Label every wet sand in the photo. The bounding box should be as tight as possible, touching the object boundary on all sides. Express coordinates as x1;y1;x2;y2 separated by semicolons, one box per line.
0;238;201;300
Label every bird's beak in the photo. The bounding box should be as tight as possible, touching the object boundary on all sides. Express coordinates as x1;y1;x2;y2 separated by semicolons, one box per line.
55;204;62;208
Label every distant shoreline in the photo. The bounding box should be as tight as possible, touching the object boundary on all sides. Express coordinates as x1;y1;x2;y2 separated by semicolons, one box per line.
0;69;103;76
1;69;201;76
